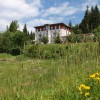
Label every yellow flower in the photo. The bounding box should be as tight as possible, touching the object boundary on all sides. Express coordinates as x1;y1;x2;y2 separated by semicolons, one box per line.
80;91;83;94
79;84;90;90
90;74;96;78
78;87;81;91
80;84;85;88
90;73;99;78
94;77;100;81
83;86;90;90
85;92;90;97
95;73;99;76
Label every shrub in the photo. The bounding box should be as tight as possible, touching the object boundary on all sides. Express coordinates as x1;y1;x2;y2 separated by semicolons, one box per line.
55;34;62;44
24;45;39;58
67;34;81;43
41;36;48;44
10;47;22;56
24;44;68;59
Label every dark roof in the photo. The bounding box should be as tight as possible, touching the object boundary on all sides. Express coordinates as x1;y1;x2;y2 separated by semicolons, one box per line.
34;23;71;28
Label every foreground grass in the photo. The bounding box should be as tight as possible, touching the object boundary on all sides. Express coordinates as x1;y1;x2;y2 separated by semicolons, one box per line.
0;43;100;100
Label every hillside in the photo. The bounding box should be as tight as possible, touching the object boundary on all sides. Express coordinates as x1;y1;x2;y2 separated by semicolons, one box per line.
0;43;100;100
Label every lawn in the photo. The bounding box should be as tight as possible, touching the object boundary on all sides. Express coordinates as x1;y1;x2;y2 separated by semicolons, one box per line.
0;42;100;100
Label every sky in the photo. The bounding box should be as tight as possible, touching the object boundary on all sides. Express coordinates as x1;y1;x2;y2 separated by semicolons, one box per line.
0;0;100;32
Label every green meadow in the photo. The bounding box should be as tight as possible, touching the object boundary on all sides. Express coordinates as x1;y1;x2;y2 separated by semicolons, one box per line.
0;42;100;100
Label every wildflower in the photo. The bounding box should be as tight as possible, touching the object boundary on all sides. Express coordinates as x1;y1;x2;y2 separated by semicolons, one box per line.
90;74;95;78
84;86;90;90
80;84;85;88
78;87;81;91
90;73;99;79
94;77;100;81
80;91;83;94
79;84;90;90
95;73;99;76
85;92;90;97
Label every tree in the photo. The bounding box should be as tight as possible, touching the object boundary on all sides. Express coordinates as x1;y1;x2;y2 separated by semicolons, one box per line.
41;36;48;44
23;23;28;40
79;6;90;33
68;20;72;27
93;5;100;28
89;5;100;32
93;25;100;40
80;5;100;33
0;32;12;53
10;30;25;48
55;34;61;43
23;23;28;35
72;24;82;34
29;31;35;40
9;20;19;32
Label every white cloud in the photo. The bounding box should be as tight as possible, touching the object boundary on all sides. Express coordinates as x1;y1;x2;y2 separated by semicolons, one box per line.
0;0;100;32
81;0;99;11
20;18;56;32
0;0;41;19
0;19;10;32
0;0;41;31
42;2;78;17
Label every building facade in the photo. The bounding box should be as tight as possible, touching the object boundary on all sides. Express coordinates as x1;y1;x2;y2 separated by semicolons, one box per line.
34;23;71;44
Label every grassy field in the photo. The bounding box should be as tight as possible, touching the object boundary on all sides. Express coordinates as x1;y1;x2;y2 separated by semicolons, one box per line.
0;42;100;100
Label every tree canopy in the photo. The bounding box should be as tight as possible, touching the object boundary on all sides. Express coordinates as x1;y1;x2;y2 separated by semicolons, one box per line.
79;5;100;33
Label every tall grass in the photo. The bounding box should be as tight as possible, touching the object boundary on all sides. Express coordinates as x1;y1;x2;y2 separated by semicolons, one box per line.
0;42;100;100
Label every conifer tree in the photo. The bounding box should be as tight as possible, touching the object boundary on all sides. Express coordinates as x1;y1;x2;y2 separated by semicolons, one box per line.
68;21;72;27
94;5;100;28
79;6;90;33
23;23;28;35
29;31;35;40
23;24;28;41
9;20;19;32
80;5;100;33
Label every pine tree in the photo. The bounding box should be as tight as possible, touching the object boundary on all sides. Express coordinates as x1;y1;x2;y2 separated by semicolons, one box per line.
23;24;28;41
80;5;100;33
68;21;72;27
23;24;28;35
9;20;19;32
72;24;82;34
29;31;35;40
89;6;95;32
94;5;100;28
79;6;90;33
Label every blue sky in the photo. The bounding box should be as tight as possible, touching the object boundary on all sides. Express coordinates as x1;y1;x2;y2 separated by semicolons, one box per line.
0;0;100;32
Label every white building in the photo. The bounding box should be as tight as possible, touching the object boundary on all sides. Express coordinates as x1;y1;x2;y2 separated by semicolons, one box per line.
34;23;71;44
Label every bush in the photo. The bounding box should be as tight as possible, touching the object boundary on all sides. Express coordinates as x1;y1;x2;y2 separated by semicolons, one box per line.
24;45;39;58
24;44;68;59
10;47;22;56
67;34;80;43
41;36;48;44
55;34;62;44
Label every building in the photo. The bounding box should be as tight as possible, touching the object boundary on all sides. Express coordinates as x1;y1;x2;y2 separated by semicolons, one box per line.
77;33;94;42
34;23;71;44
